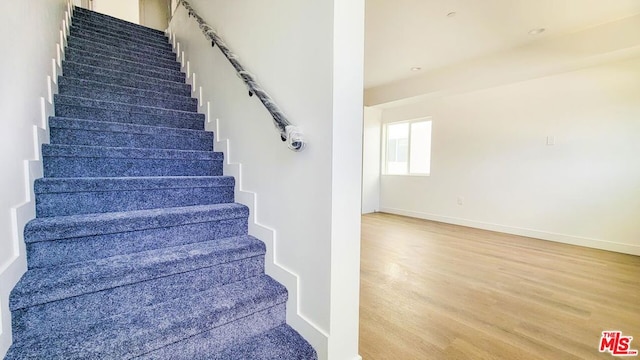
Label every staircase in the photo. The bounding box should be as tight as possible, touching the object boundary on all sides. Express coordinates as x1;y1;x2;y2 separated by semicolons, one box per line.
5;7;316;359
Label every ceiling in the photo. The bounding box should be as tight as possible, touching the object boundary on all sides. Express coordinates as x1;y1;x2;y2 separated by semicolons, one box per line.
364;0;640;89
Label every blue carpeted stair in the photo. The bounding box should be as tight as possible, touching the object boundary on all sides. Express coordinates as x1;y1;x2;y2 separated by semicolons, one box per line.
5;7;316;359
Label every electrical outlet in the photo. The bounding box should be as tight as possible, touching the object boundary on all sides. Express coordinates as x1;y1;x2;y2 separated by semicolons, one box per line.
546;136;555;145
457;196;464;206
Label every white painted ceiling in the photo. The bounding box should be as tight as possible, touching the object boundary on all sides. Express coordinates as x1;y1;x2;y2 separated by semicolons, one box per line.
365;0;640;89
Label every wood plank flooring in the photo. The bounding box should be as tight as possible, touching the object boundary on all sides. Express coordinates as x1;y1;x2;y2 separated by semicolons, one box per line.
359;213;640;360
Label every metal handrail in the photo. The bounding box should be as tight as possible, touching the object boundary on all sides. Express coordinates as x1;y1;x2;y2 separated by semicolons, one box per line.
177;0;306;152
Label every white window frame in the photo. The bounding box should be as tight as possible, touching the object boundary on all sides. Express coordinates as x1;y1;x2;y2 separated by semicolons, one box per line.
382;117;432;177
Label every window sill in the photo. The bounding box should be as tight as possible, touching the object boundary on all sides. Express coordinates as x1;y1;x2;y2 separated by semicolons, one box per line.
381;174;430;177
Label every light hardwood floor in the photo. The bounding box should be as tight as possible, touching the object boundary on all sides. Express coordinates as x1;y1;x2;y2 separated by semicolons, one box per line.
359;213;640;360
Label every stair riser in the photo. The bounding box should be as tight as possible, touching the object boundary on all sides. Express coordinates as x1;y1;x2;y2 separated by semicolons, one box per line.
54;105;204;130
66;45;180;71
43;156;222;177
70;26;172;51
36;184;232;217
27;218;248;268
138;304;286;360
13;256;265;339
58;85;198;112
61;67;191;96
55;95;201;122
63;61;185;86
69;20;169;46
64;52;184;83
50;128;211;151
73;10;165;38
67;37;176;61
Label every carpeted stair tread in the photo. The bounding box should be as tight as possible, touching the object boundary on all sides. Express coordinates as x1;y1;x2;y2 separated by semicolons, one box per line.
26;216;248;269
59;66;191;97
13;255;265;338
58;76;190;103
136;305;287;360
35;176;234;193
67;33;174;60
57;85;197;112
65;46;181;72
10;235;266;311
5;6;317;358
69;27;172;54
55;94;201;119
70;25;173;51
25;202;248;243
43;144;219;160
68;31;175;62
74;7;166;35
35;176;234;216
73;9;167;40
50;117;209;143
49;117;208;139
61;55;185;89
66;44;180;70
215;324;319;360
69;20;170;46
43;143;222;176
7;275;287;359
63;52;185;83
62;62;188;90
55;104;204;130
71;16;167;42
67;36;176;61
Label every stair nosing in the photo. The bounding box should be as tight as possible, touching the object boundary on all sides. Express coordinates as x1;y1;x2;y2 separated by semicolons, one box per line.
11;236;267;310
35;176;234;194
25;203;249;244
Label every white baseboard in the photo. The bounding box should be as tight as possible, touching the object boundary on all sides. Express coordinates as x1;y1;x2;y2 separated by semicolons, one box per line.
169;35;329;358
379;207;640;256
0;4;70;356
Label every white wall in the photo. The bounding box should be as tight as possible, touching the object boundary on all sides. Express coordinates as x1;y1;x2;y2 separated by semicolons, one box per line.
0;0;70;356
379;56;640;255
362;107;381;214
140;0;169;31
168;1;364;359
93;0;140;24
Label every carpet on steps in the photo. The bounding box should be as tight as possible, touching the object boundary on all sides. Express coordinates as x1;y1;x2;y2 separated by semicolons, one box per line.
5;6;317;359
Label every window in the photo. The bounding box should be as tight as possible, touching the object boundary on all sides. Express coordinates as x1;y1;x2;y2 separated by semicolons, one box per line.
384;118;432;175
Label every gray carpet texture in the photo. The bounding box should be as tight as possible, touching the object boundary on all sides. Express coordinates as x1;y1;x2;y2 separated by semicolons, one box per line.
5;6;316;359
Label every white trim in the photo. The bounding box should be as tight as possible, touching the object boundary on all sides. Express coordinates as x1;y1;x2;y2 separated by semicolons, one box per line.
173;39;329;358
382;117;432;176
0;2;70;355
379;207;640;256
